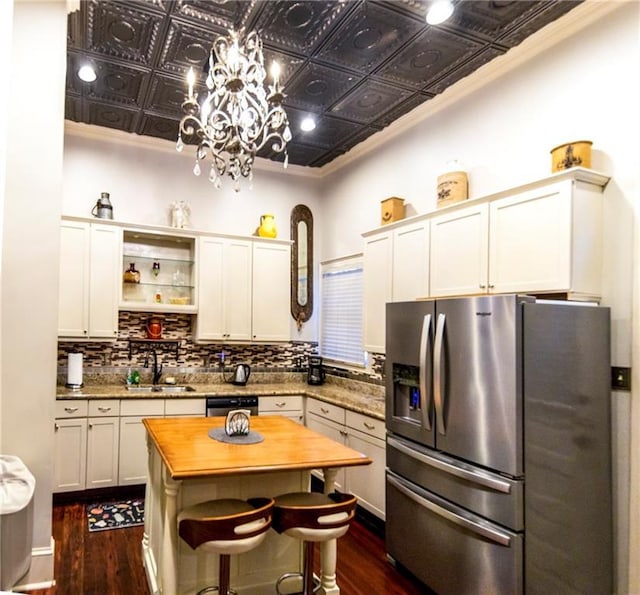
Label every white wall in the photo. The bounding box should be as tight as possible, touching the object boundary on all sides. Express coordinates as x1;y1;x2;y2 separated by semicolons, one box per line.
1;0;67;587
320;3;639;593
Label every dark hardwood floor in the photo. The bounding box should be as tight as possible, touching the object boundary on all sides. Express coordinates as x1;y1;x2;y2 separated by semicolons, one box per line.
25;494;429;595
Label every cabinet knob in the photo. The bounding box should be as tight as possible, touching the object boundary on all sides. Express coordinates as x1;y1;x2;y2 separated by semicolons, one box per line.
364;422;375;430
479;284;486;289
275;402;285;408
98;407;111;413
83;329;88;335
54;423;59;431
64;406;79;413
321;407;329;414
89;423;93;429
488;284;495;289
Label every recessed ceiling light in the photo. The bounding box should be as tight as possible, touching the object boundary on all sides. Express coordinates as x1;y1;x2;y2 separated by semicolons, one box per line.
78;65;97;82
300;116;316;132
426;0;454;25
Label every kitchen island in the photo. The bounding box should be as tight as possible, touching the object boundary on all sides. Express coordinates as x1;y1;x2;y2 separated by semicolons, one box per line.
143;415;372;595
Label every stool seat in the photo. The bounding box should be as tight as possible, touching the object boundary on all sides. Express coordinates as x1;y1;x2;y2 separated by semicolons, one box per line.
178;497;274;595
272;492;356;595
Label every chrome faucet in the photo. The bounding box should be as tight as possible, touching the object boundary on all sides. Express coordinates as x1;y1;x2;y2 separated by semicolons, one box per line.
144;348;163;385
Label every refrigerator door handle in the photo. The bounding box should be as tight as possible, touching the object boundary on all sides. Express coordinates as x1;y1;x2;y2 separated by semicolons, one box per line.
419;314;432;431
433;312;446;434
387;474;512;547
388;436;512;494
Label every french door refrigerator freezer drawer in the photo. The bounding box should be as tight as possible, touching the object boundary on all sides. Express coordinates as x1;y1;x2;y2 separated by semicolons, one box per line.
387;434;524;531
386;471;523;595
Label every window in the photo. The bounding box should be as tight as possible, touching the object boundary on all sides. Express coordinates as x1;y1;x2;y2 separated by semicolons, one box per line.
319;254;365;367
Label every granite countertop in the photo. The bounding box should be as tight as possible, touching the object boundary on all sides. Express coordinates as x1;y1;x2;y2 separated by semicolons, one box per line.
56;380;385;420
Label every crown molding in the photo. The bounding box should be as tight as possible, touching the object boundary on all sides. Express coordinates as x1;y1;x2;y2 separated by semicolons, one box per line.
64;121;320;179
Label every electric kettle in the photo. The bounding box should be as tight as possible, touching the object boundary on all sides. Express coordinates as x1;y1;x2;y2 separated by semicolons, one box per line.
231;364;251;386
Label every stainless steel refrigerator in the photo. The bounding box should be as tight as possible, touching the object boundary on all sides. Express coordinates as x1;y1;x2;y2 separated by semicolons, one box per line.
385;294;612;595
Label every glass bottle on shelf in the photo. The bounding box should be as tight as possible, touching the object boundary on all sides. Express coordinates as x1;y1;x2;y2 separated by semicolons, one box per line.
123;263;141;283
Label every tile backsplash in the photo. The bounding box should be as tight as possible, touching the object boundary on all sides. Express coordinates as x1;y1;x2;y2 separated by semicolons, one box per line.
57;311;383;385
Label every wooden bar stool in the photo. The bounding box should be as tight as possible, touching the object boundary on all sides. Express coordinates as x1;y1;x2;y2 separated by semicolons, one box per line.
272;491;357;595
177;497;274;595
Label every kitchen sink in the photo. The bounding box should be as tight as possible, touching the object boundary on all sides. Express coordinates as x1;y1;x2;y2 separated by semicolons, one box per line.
126;385;196;393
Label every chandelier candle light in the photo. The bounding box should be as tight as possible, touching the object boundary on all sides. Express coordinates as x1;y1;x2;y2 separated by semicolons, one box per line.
176;30;291;191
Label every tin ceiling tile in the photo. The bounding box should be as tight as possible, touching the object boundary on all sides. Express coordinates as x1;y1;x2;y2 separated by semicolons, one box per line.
145;74;188;116
86;0;163;66
425;45;504;96
139;113;180;142
378;26;484;90
87;103;139;132
331;79;413;124
285;107;362;149
158;20;222;76
253;1;351;55
285;62;362;113
315;1;425;72
171;0;258;31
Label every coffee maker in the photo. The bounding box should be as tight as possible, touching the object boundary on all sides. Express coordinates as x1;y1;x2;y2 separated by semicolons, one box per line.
307;356;326;386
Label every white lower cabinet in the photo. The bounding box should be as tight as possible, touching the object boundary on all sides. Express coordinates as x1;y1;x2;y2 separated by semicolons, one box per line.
86;400;120;489
258;395;304;423
305;398;385;519
54;400;88;493
118;399;164;486
306;399;346;491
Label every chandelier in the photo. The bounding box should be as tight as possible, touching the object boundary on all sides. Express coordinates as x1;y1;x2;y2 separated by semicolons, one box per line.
176;30;291;191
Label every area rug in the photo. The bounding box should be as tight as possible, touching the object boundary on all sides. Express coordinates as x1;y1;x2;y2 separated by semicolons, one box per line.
87;499;144;532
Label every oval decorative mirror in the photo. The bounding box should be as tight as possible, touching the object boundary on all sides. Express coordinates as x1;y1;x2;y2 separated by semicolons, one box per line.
290;204;313;329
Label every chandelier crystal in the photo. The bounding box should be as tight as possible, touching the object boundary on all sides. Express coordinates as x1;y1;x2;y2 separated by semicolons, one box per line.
176;30;291;191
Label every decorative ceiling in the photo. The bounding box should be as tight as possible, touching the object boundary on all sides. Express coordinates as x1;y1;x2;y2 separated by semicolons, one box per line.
66;0;582;168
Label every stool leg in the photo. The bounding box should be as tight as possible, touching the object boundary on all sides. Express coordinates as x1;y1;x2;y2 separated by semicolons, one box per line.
219;554;231;595
302;541;315;595
319;538;339;594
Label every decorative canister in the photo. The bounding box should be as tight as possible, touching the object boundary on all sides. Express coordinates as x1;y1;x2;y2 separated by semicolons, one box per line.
381;197;405;225
437;171;468;208
550;140;592;172
146;316;163;339
123;263;140;283
258;214;277;238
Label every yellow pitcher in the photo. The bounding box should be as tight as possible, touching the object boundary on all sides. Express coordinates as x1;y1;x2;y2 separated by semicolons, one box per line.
258;214;277;238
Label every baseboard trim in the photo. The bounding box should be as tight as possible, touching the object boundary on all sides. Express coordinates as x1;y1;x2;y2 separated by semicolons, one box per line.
12;537;56;591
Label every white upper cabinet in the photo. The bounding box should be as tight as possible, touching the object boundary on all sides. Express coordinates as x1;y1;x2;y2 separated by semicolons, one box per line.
488;179;600;298
430;203;489;297
195;236;252;341
363;219;430;353
392;220;430;302
58;220;120;338
252;240;291;341
363;231;392;353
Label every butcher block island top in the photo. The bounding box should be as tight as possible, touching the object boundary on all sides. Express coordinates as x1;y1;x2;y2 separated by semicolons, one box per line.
143;414;372;480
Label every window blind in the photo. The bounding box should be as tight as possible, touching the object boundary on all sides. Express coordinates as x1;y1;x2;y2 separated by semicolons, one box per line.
320;256;364;366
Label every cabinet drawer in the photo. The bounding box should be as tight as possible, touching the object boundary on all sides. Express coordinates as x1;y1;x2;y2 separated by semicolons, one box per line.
306;398;345;424
346;410;385;440
55;400;88;418
259;395;303;413
88;400;120;417
165;398;205;416
120;399;165;416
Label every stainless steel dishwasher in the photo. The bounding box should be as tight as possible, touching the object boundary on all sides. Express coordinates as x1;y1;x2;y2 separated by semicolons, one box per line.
205;396;259;416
